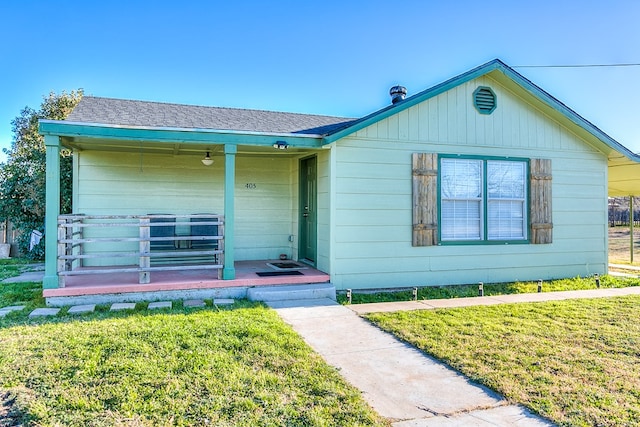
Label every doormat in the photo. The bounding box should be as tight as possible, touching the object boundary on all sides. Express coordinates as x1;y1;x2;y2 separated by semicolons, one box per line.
256;271;305;277
266;262;308;270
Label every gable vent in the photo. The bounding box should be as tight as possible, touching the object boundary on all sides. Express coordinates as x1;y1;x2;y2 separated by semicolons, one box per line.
473;86;496;114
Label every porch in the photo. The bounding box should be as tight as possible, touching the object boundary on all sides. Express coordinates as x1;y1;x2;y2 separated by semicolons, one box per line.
56;213;227;287
43;259;331;299
46;212;329;304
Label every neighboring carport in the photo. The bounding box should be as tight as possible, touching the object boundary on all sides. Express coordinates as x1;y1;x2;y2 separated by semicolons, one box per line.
608;148;640;262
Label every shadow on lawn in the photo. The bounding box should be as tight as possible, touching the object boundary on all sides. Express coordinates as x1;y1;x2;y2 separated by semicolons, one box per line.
0;390;29;427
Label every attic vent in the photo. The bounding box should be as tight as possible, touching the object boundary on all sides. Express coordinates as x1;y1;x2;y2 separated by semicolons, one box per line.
473;86;496;114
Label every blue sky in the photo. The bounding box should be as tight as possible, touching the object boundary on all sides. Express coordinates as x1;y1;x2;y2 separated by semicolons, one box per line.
1;1;639;157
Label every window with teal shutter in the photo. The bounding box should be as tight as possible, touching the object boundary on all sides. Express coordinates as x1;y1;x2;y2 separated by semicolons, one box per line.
439;156;527;243
412;154;551;247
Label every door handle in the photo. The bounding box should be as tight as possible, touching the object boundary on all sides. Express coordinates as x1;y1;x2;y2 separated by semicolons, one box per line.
303;213;309;217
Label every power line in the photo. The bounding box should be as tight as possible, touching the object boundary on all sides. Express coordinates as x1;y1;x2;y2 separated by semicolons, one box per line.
513;63;640;68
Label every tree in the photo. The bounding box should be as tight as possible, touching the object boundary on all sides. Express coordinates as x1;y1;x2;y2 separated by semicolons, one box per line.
0;90;83;258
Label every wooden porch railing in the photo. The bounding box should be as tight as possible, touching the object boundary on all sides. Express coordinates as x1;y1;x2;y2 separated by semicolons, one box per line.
57;214;224;287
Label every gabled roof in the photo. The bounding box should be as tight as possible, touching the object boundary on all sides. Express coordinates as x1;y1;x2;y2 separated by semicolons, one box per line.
325;58;640;196
67;96;356;136
324;59;638;163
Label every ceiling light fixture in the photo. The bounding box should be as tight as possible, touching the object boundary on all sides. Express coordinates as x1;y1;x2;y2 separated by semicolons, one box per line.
201;151;214;166
273;141;289;150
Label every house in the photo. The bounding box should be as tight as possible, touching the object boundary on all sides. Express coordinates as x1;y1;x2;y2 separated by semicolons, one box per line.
39;59;640;305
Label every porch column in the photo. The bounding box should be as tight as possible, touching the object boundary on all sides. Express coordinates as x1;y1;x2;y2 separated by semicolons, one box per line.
631;195;634;263
43;135;61;289
223;144;236;279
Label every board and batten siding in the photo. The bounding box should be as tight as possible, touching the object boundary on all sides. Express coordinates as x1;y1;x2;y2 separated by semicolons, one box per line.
75;151;296;265
328;74;608;290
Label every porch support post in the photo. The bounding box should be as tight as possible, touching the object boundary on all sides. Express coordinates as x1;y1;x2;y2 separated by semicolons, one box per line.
223;144;236;279
43;135;61;289
631;195;634;264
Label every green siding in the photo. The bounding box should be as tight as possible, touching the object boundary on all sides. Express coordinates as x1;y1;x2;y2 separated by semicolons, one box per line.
76;150;297;265
316;151;331;272
329;75;608;290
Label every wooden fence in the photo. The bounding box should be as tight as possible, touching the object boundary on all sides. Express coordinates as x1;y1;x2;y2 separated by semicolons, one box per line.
57;214;224;286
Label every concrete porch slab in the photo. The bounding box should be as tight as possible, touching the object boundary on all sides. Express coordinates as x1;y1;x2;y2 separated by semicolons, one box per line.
45;286;248;307
248;283;336;302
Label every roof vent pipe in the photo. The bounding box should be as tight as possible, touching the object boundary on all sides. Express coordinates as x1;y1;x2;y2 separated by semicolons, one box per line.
390;85;407;104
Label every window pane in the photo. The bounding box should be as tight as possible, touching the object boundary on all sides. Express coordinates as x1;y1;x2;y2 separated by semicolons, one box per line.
488;201;525;239
441;159;482;199
487;161;525;199
441;200;481;240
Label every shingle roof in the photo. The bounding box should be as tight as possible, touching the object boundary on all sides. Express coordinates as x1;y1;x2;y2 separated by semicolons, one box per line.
66;96;356;136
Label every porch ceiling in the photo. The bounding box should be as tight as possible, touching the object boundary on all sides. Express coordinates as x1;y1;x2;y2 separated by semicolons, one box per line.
609;152;640;196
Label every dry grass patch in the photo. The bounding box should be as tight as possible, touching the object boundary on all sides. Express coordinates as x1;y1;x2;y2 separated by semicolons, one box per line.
609;226;640;264
367;296;640;427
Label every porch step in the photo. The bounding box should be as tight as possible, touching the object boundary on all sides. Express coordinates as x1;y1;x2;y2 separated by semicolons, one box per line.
247;283;336;302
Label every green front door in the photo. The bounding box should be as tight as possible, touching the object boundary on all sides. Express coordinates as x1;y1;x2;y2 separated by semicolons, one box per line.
299;156;317;264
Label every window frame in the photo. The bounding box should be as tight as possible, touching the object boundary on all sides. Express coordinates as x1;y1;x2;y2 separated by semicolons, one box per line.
438;154;530;245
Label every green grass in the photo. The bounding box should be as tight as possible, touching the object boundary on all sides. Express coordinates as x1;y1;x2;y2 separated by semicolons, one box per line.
0;258;31;282
0;261;387;426
338;275;640;304
366;296;640;427
1;307;388;426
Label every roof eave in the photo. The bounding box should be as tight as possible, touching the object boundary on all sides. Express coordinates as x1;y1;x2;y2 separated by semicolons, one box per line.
39;120;325;148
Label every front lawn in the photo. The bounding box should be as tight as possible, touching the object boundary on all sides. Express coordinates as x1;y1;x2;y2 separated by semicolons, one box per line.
0;290;387;426
367;296;640;427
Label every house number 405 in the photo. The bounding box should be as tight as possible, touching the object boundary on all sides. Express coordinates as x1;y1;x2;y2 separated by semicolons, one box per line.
245;183;257;189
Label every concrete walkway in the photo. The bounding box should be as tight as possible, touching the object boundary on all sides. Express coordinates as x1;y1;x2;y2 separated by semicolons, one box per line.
269;287;640;426
1;264;45;284
348;286;640;315
270;298;553;426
